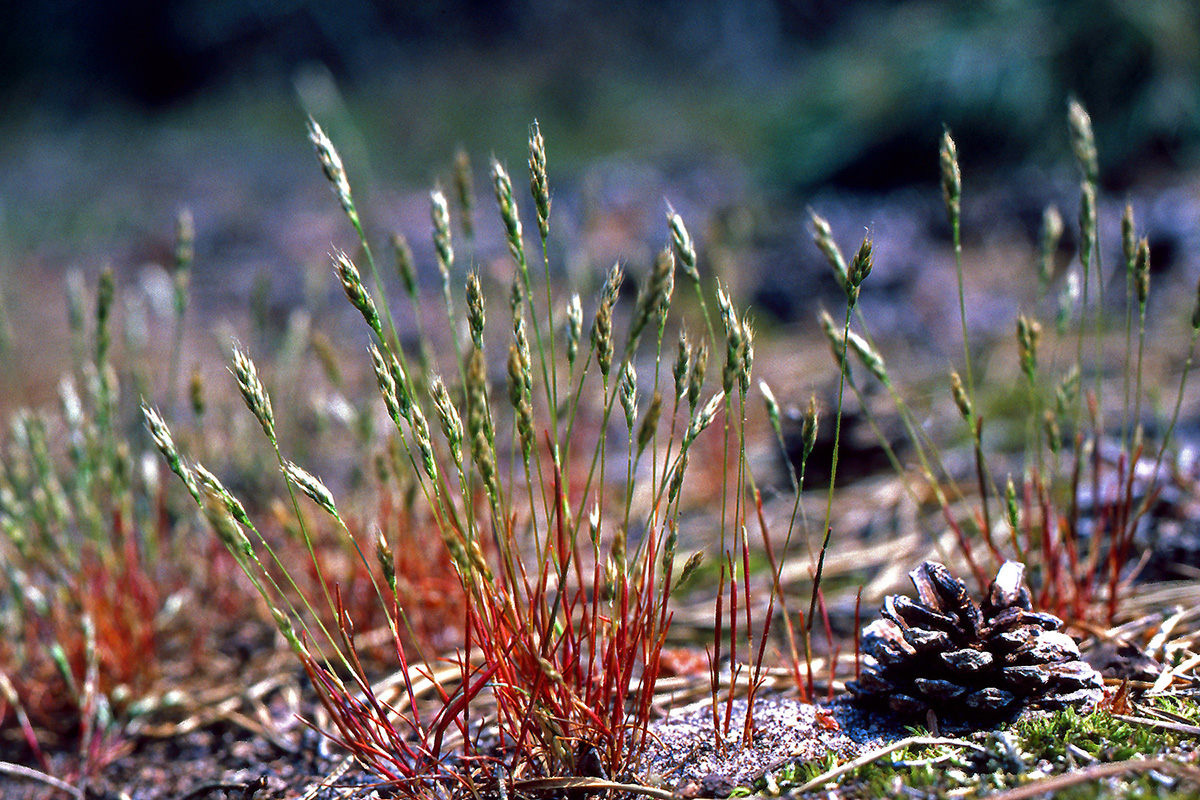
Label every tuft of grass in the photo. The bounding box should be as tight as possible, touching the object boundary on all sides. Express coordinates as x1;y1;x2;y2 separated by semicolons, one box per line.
144;115;794;797
808;101;1200;628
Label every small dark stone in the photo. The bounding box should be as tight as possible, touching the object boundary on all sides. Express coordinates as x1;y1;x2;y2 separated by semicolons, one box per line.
699;772;736;798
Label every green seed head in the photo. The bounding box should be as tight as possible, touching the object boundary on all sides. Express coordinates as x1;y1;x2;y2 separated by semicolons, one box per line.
1067;98;1099;186
466;271;486;350
939;127;962;220
306;117;356;222
528;120;551;240
810;210;848;292
667;204;699;282
566;293;583;367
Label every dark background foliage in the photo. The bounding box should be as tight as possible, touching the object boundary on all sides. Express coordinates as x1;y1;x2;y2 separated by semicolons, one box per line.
2;0;1197;191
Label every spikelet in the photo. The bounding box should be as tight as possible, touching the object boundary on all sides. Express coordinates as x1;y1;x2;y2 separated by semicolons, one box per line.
528;120;551;240
229;342;275;441
284;461;341;521
307;117;356;224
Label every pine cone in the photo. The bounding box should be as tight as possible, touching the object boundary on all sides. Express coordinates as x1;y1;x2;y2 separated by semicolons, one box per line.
847;561;1103;719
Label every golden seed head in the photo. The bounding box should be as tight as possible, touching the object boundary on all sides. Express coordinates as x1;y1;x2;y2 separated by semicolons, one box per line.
637;389;662;453
950;370;972;420
1135;237;1151;306
802;395;819;463
674;332;692;403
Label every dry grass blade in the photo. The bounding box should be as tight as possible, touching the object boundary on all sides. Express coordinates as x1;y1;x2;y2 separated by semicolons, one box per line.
983;758;1200;800
794;736;987;794
514;776;680;799
0;761;85;799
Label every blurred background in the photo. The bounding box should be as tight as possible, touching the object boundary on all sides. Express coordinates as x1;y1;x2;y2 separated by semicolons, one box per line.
0;0;1198;403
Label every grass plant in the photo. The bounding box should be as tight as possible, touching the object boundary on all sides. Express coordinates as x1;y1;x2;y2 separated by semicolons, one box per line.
808;101;1200;629
140;117;786;797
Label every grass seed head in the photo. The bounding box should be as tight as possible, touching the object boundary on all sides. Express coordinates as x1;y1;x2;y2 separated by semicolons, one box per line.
1135;237;1150;306
453;147;475;240
1017;315;1041;380
1005;476;1019;530
846;327;887;383
1122;202;1137;272
429;376;464;464
802;395;819;463
142;402;199;499
674;332;692;403
333;250;382;339
306;117;356;222
284;461;341;520
376;528;397;594
410;403;438;481
1067;98;1099;186
174;207;194;273
688;342;707;411
950;370;972;420
528;120;551;240
1078;181;1097;269
1039;205;1063;286
566;293;583;367
431;185;454;278
390;232;418;299
619;361;638;432
940;127;962;219
759;379;781;435
491;159;526;267
686;390;725;447
201;486;254;561
810;210;849;292
229;343;275;440
194;463;251;528
189;368;206;420
1058;269;1081;333
370;344;403;426
637;389;662;454
466;271;485;349
668;204;699;283
592;293;615;378
675;551;704;589
819;309;847;372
